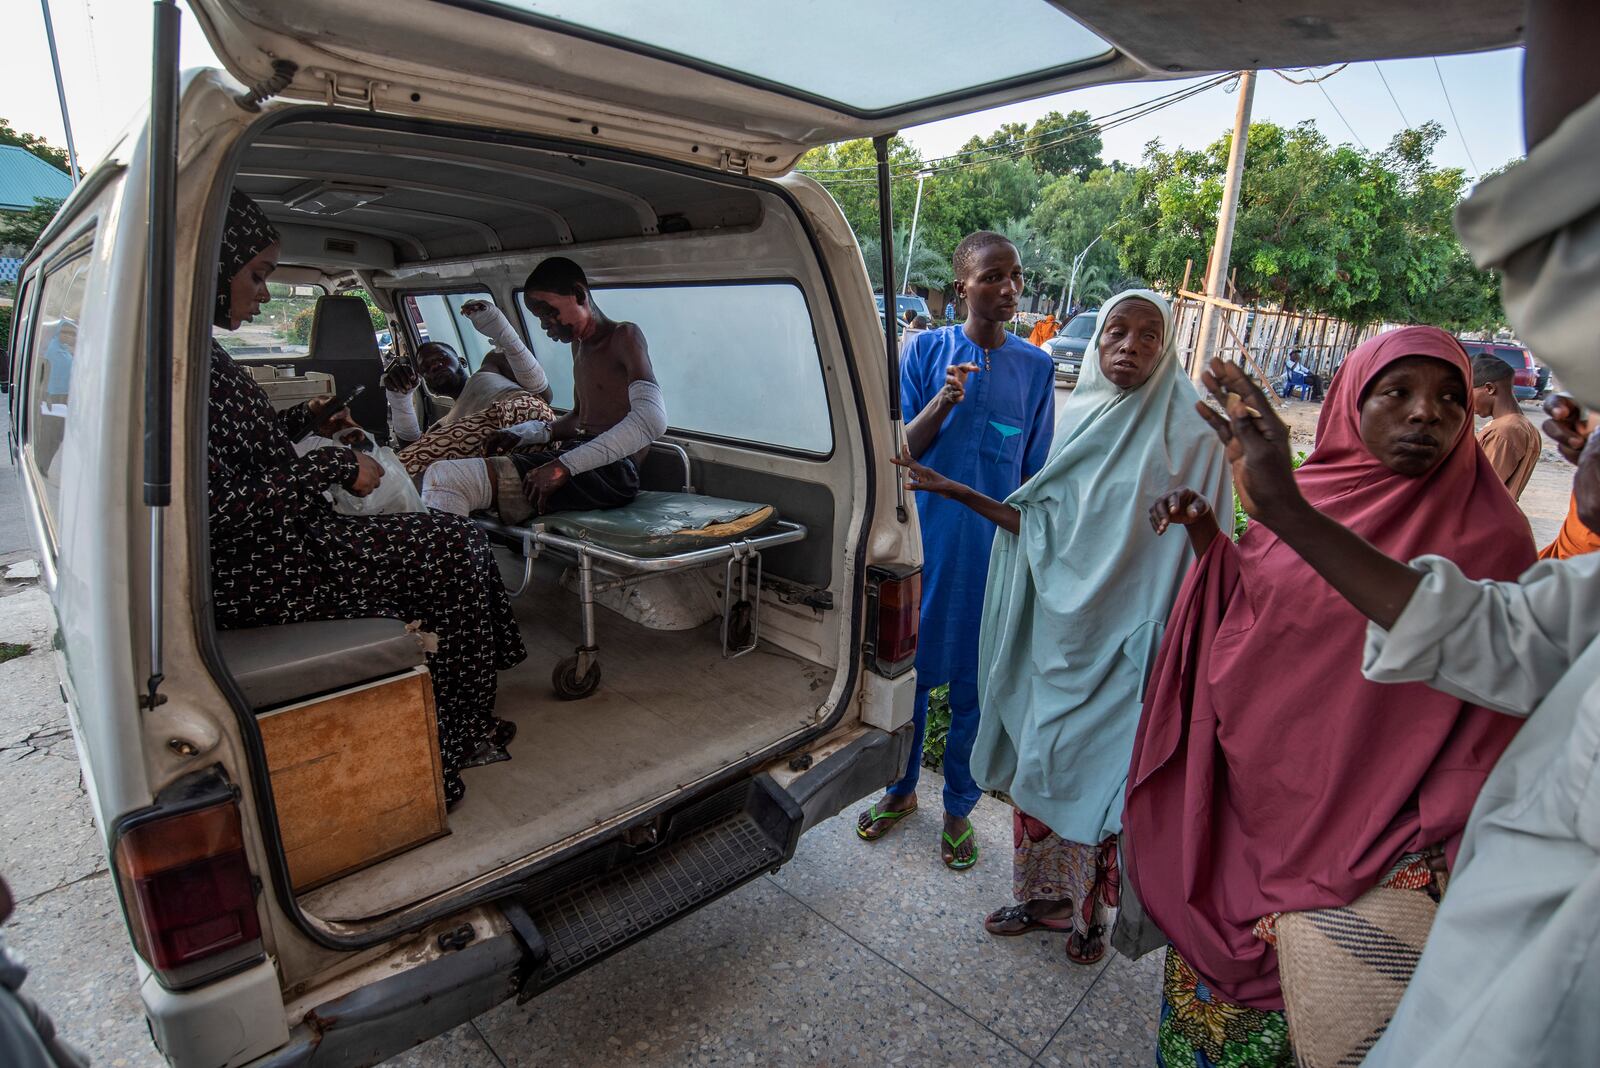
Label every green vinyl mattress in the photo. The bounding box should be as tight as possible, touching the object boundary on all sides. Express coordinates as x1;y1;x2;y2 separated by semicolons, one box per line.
541;490;779;557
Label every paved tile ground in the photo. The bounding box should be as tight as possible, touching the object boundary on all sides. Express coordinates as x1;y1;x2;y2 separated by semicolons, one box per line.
0;580;1161;1067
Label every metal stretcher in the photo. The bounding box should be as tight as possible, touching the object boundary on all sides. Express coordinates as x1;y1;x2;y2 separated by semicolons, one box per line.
474;443;806;699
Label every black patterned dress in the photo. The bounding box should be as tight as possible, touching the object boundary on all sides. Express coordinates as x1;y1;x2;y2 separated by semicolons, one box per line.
207;342;527;780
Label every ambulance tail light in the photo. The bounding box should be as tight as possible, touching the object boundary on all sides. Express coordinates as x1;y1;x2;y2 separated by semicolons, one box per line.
864;564;920;678
112;770;263;988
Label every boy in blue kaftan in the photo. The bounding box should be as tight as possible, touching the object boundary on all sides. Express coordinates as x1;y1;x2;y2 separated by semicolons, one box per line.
856;232;1054;869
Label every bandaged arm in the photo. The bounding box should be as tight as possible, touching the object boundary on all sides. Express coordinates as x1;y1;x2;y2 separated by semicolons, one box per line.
386;388;422;442
558;379;668;475
464;301;548;395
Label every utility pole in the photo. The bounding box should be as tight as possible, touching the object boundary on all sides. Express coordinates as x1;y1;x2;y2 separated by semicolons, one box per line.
901;169;932;294
40;0;81;183
1193;70;1255;372
1062;233;1104;317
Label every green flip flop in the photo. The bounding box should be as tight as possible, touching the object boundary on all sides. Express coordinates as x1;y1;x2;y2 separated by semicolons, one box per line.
856;799;917;841
942;823;979;870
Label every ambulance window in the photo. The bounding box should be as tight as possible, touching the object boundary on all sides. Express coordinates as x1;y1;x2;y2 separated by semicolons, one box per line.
228;282;327;360
25;247;93;541
403;290;496;371
521;281;832;454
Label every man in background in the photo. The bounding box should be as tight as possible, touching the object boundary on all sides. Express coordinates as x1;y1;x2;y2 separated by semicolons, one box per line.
1472;353;1542;500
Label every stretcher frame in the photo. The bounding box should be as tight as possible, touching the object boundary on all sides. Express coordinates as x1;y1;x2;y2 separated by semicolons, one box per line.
474;442;807;699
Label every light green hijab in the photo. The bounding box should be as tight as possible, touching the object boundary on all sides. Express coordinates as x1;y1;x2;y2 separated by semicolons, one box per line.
972;289;1231;844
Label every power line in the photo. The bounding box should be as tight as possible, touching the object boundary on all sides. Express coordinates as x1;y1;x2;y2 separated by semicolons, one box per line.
1374;62;1412;128
1432;57;1481;175
1315;79;1369;151
801;74;1237;185
1271;64;1349;85
798;73;1235;174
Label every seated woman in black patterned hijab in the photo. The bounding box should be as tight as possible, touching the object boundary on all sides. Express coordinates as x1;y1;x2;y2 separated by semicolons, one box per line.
207;188;527;806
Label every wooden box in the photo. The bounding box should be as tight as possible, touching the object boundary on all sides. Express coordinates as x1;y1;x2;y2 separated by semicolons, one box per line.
258;667;448;891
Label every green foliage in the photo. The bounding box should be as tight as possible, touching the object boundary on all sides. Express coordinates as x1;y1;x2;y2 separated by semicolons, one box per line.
0;303;12;354
343;287;389;331
1029;167;1142;311
1232;451;1308;539
858;224;952;292
959;110;1103;180
1117;121;1506;331
286;307;317;346
0;120;70;174
0;642;30;665
921;684;951;770
0;197;65;253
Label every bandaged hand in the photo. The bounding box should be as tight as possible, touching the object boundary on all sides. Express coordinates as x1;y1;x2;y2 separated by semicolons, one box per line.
482;418;552;455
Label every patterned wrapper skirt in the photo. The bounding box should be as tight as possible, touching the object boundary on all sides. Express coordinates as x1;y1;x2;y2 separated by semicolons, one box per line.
1012;810;1120;938
1156;854;1440;1068
398;392;554;478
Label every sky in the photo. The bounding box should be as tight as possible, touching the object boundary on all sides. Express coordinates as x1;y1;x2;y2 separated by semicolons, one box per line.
4;1;1525;182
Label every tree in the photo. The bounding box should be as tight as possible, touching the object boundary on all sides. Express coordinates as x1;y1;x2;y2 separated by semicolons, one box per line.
0;119;70;174
858;224;951;292
1030;167;1138;311
1115;120;1503;329
959;110;1103;179
0;197;65;253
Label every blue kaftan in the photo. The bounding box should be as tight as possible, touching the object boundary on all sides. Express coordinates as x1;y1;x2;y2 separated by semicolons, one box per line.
900;326;1055;684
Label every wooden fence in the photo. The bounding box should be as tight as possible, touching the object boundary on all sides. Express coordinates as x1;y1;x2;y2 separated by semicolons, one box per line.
1170;292;1390;388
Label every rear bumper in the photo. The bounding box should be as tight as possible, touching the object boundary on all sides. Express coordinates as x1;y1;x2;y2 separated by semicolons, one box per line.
245;724;911;1067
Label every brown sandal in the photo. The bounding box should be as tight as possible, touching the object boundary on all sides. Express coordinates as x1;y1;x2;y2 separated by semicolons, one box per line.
984;903;1075;937
1066;925;1106;966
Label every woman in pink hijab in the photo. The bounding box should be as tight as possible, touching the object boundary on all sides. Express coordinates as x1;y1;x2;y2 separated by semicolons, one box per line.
1124;327;1535;1066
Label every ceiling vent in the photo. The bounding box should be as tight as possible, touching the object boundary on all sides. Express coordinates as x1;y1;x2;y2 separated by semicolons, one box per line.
284;181;386;216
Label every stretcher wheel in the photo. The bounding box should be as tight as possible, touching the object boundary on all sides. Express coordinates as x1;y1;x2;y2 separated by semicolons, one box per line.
552;655;601;700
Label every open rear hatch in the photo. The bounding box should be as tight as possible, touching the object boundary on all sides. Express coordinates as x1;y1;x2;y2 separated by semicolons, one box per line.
190;0;1522;178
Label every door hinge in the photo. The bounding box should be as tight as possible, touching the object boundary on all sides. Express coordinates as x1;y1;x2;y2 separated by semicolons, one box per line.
318;71;388;112
719;149;749;175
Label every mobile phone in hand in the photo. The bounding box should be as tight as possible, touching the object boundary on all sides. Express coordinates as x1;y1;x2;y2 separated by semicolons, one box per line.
321;384;366;417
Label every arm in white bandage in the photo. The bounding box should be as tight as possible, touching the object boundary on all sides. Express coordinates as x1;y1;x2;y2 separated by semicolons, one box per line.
559;379;667;476
464;302;548;395
386;389;422;442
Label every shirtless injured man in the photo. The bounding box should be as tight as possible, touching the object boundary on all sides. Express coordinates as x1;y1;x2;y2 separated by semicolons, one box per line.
384;300;556;478
421;257;666;523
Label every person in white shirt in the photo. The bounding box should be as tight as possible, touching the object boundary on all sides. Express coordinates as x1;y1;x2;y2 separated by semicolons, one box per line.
1189;4;1600;1050
382;300;551;446
382;301;556;478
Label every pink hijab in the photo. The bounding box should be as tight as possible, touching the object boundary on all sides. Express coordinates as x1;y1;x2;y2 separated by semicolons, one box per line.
1124;327;1535;1009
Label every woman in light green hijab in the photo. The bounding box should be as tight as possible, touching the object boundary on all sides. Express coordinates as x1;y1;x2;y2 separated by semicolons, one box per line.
897;290;1229;962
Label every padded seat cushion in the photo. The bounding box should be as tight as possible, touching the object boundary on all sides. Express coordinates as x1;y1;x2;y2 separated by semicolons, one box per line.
218;618;428;710
543;490;778;557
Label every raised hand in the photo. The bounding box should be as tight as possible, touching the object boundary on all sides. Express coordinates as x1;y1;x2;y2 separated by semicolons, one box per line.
1542;393;1589;465
1149;488;1213;535
381;361;419;394
1195;357;1304;527
891;445;962;498
942;362;981;406
1150;486;1222;557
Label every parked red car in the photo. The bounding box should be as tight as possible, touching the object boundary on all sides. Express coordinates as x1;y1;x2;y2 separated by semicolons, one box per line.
1460;339;1542;400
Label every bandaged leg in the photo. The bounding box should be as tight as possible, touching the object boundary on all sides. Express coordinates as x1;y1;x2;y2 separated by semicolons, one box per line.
421;458;493;516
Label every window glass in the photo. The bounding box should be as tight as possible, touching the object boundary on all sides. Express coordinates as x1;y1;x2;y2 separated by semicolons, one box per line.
456;0;1109;112
403;290;496;372
8;275;38;428
225;282;327;360
27;250;92;536
1065;313;1097;339
520;282;832;454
